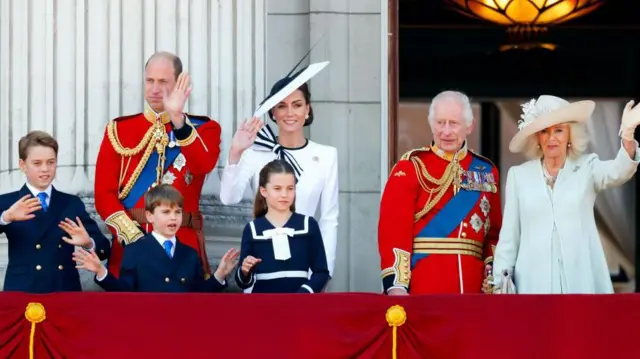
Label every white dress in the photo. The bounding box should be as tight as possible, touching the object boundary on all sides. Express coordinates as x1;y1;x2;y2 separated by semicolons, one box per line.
219;137;339;277
493;144;639;294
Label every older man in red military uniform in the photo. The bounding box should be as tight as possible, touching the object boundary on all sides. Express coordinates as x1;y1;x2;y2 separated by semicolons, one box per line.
94;52;221;278
378;90;502;295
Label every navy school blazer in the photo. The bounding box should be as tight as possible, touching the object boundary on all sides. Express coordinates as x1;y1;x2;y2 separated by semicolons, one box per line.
0;185;111;293
97;233;226;293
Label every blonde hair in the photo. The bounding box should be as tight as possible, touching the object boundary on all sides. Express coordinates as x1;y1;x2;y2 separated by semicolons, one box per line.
521;122;590;160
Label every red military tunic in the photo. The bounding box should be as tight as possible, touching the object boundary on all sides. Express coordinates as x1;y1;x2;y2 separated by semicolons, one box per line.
95;103;221;278
378;142;502;294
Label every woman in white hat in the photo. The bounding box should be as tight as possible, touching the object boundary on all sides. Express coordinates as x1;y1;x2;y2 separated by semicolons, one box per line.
219;64;339;285
491;95;640;294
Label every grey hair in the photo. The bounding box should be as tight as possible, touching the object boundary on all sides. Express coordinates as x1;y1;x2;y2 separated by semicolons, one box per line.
521;122;590;160
428;90;474;126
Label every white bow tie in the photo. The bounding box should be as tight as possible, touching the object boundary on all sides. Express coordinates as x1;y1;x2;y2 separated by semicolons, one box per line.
262;227;295;261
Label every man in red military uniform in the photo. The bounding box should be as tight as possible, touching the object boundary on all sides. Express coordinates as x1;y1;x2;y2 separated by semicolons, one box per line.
95;52;221;278
378;90;502;295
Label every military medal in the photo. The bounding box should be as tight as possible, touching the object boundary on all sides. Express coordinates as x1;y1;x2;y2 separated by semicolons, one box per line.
184;170;193;185
470;213;484;233
168;131;176;148
480;195;490;217
173;153;187;171
162;172;177;185
484;218;491;236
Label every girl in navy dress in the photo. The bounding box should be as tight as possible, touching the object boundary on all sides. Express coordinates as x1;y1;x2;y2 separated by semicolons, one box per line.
235;159;329;293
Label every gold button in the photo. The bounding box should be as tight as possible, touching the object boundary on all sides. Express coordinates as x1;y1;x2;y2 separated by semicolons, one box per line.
58;265;63;270
165;277;170;283
463;223;468;228
36;244;41;250
58;244;62;248
462;232;467;238
36;265;42;271
180;278;186;283
100;249;105;254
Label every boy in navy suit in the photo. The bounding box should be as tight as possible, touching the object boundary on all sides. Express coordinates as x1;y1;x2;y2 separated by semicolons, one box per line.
74;184;240;292
0;131;111;293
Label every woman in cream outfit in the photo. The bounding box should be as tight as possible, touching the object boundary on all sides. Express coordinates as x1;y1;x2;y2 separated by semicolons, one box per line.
492;95;640;294
219;74;339;281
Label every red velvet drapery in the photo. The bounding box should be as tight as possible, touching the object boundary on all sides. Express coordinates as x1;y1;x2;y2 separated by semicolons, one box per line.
0;292;638;359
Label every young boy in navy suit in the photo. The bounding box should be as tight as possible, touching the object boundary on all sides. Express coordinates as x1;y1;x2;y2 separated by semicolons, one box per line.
74;184;240;292
0;131;111;293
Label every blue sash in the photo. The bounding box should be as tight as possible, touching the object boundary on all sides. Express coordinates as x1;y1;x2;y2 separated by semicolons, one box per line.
411;155;492;268
121;119;206;209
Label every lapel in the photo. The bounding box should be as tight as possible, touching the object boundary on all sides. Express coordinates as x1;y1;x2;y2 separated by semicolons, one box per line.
551;156;576;203
16;185;38;241
171;240;190;273
33;186;66;242
534;156;577;205
144;235;173;268
16;184;62;243
531;160;553;207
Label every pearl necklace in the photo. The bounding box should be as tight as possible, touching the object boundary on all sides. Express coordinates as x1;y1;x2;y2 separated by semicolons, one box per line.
542;161;561;187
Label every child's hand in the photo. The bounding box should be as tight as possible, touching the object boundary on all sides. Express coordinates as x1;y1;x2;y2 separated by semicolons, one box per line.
216;248;240;278
241;255;262;276
59;217;93;248
3;195;41;222
73;248;106;277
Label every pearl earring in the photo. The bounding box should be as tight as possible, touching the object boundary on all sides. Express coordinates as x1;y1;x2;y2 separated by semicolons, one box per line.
305;114;309;119
568;143;572;148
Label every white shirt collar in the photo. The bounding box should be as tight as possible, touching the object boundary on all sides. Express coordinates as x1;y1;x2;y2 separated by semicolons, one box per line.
26;183;52;199
151;231;176;247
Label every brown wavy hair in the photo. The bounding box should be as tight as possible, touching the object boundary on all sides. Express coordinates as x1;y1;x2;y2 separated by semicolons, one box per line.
253;159;296;218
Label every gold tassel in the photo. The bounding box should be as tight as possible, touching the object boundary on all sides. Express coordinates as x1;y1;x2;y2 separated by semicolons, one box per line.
385;305;407;359
24;302;46;359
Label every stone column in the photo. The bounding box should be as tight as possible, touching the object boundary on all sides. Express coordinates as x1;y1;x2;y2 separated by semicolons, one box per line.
0;0;266;291
265;0;386;292
308;0;385;292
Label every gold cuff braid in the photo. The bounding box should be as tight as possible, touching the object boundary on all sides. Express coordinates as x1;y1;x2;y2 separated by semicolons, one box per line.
392;248;411;287
105;211;144;245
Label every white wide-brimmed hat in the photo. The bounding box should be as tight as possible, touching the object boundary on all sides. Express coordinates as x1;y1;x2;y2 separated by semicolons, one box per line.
509;95;595;153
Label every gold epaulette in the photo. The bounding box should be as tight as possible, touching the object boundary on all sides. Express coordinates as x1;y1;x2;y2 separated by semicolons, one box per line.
400;147;431;161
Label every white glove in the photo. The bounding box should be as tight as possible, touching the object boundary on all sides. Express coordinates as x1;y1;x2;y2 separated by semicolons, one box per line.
619;100;640;141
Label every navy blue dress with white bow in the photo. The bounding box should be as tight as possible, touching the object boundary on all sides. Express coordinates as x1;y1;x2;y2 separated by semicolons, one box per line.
235;213;329;293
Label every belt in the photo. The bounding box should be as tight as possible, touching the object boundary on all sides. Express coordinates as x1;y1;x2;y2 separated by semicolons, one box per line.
126;208;203;231
412;237;483;259
255;271;309;281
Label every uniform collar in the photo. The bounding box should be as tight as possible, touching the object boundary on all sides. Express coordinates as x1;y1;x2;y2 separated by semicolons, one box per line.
143;102;171;125
430;141;468;162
